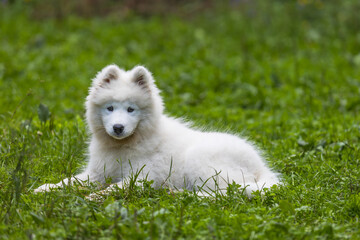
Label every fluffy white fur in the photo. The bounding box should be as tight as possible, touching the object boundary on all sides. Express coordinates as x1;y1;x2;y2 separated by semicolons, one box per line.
35;65;279;197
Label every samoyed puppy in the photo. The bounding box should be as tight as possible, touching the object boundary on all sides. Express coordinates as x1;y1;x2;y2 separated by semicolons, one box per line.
35;65;279;197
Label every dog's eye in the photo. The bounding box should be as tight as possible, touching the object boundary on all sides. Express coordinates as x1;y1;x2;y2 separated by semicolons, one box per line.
107;106;114;111
127;107;134;113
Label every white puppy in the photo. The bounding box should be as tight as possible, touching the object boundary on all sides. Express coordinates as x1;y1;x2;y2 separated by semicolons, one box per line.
35;65;279;197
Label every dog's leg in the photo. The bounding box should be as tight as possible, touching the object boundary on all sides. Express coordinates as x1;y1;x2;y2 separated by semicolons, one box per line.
34;172;92;193
86;178;149;201
86;181;125;201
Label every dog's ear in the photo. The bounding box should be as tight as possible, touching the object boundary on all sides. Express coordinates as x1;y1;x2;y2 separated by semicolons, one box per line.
131;66;153;88
94;64;121;86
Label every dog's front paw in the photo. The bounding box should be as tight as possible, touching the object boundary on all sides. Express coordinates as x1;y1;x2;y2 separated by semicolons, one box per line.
86;187;112;201
86;183;122;201
34;183;60;193
86;192;106;201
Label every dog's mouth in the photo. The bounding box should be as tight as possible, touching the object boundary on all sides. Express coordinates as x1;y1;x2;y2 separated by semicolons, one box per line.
108;129;135;140
109;132;129;140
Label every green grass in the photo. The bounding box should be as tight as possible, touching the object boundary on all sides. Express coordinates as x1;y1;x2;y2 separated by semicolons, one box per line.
1;1;360;239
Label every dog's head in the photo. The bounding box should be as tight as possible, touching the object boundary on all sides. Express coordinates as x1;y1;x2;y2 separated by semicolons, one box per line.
86;65;163;141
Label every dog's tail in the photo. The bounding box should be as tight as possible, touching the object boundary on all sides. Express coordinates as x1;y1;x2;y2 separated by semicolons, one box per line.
244;171;281;197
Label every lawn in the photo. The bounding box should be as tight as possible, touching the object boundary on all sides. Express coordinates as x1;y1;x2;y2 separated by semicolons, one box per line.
1;1;360;239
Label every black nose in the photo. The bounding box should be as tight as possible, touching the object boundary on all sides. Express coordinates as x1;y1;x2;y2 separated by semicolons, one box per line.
113;124;124;134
